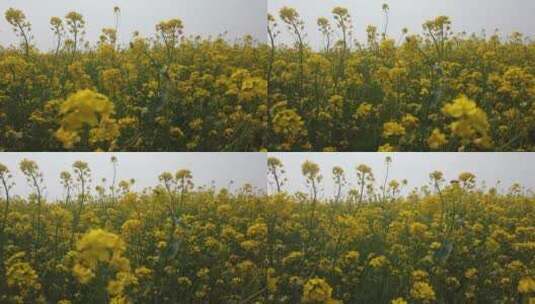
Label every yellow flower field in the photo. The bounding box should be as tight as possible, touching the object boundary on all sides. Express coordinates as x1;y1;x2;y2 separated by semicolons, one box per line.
268;6;535;151
2;5;535;152
0;8;267;151
0;157;534;303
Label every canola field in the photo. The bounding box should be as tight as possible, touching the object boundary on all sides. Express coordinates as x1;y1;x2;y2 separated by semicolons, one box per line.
0;157;534;303
2;6;535;152
268;6;535;151
0;8;267;151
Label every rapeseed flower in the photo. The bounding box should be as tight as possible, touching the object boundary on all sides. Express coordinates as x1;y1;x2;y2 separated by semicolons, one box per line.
410;281;436;302
302;278;336;303
519;277;535;294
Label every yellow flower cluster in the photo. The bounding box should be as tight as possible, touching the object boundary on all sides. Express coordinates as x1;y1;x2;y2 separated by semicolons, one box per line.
369;255;389;268
272;108;307;150
410;281;436;303
519;277;535;294
55;89;119;149
383;121;406;138
302;278;338;304
427;128;448;150
5;252;43;302
354;103;374;119
72;229;135;302
442;95;492;149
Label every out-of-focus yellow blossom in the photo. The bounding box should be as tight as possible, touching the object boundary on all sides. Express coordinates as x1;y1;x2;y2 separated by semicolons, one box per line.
354;103;374;119
378;143;396;152
134;266;152;279
267;268;278;292
427;128;448;150
121;219;142;238
55;89;119;149
343;250;360;264
401;114;419;128
409;222;428;239
442;95;492;149
72;229;134;302
369;255;388;268
519;277;535;294
5;252;42;299
247;222;268;239
411;270;429;282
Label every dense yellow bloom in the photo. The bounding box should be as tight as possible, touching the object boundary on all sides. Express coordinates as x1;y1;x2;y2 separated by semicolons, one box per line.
354;103;374;119
266;6;535;151
240;239;261;252
6;252;42;297
121;219;142;238
272;108;307;149
1;157;534;302
427;128;448;150
75;229;126;266
73;229;131;283
70;229;135;302
409;222;428;238
519;277;535;294
101;68;123;94
411;271;429;282
343;250;360;264
72;263;95;284
302;278;336;303
246;222;268;239
369;255;388;268
401;114;419;127
3;6;535;151
442;95;479;118
0;8;267;151
410;281;436;302
383;121;406;138
107;272;137;297
55;89;119;149
442;95;491;149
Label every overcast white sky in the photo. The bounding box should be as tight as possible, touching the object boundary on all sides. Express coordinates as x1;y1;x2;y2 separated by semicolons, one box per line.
0;0;266;50
268;153;535;198
0;153;267;201
2;152;534;201
269;0;535;48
